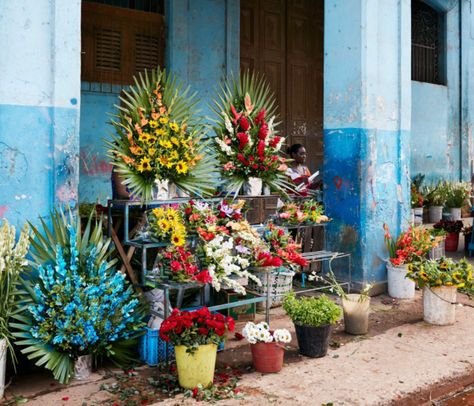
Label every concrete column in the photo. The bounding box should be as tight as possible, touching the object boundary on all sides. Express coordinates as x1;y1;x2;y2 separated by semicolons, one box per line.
323;0;411;290
0;0;81;228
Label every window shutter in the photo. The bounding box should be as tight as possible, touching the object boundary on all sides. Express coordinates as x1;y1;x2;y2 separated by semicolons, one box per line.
82;2;164;85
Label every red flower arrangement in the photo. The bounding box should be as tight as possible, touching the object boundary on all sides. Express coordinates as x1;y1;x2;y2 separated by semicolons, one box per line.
161;246;212;284
262;223;308;269
383;224;438;266
159;307;234;352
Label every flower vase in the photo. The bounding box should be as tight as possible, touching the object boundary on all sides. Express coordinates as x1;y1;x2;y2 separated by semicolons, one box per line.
386;262;415;299
74;354;93;380
250;342;284;373
0;339;6;399
243;177;263;196
152;179;176;200
175;344;217;389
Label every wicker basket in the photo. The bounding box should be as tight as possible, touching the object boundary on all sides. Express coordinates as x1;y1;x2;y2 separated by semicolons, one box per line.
248;267;295;309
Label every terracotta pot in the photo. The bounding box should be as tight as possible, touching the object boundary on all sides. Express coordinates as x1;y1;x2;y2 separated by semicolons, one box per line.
250;342;284;373
445;232;459;252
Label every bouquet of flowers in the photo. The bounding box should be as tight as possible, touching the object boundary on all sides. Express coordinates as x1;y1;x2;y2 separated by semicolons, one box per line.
433;220;464;234
159;245;212;284
241;321;291;344
14;225;145;384
149;205;187;246
107;67;218;200
277;201;329;225
261;223;308;269
211;71;292;195
407;257;473;288
383;224;439;266
300;200;329;223
159;307;234;353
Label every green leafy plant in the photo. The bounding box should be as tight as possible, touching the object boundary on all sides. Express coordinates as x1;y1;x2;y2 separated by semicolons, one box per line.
11;211;145;384
0;220;29;365
107;67;220;201
282;292;341;327
423;181;448;207
445;182;471;208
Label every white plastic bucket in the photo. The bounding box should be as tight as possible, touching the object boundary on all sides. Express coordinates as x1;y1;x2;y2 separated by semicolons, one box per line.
423;286;457;325
413;207;423;225
410;209;415;224
0;339;6;399
429;239;445;260
429;206;443;223
342;294;370;335
449;208;461;221
386;263;415;299
74;354;93;380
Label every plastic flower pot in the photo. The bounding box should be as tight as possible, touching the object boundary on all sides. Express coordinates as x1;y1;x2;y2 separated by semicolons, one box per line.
250;342;284;373
429;240;445;260
413;207;423;225
429;206;443;223
449;207;462;221
386;262;415;299
445;232;459;252
0;339;6;399
294;324;331;358
342;294;370;335
73;354;93;380
175;343;217;389
423;286;457;325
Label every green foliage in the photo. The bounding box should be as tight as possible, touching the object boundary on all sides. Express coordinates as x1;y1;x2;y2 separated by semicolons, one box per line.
423;181;449;207
0;220;29;366
282;292;341;327
445;181;471;208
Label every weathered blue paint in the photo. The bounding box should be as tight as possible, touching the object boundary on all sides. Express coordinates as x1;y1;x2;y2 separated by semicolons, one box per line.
0;0;81;229
79;89;119;204
324;0;411;286
165;0;240;118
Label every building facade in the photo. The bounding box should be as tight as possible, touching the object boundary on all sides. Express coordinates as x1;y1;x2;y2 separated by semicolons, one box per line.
1;0;474;288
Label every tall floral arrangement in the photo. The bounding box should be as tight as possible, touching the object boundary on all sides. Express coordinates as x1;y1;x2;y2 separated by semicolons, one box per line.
107;67;219;200
0;220;29;364
13;213;145;384
211;71;292;195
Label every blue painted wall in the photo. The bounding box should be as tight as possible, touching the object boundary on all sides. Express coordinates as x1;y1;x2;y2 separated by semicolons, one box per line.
0;0;81;229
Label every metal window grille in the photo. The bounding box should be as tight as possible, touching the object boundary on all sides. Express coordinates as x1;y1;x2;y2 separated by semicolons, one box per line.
83;0;164;14
411;0;444;84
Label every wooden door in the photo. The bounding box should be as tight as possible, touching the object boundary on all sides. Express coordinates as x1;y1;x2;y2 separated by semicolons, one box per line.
240;0;324;172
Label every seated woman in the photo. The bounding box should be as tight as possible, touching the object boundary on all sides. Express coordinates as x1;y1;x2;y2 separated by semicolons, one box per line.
285;143;322;195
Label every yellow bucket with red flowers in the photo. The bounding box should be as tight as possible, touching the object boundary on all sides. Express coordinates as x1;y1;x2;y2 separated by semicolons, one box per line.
175;343;218;389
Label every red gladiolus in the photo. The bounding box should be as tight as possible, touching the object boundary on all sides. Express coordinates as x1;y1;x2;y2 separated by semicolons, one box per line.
269;136;281;148
230;104;242;125
236;132;249;149
257;140;265;158
255;108;266;125
239;116;250;131
237;153;249;166
258;124;268;140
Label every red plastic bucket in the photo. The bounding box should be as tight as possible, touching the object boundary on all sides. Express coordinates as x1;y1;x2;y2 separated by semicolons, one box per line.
250;342;284;373
445;232;459;252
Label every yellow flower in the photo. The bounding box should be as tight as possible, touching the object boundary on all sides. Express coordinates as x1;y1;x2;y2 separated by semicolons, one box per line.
159;117;169;125
137;157;152;172
130;146;144;156
148;135;157;144
184;152;191;161
467;270;473;281
169;150;179;161
446;281;453;286
159;139;173;149
149;120;158;128
435;279;442;286
452;272;462;282
420;271;428;281
152;207;165;218
138;133;150;143
148;147;157;157
175;160;189;174
158;218;171;232
457;283;465;288
158;156;174;168
171;233;185;246
170;136;180;146
169;122;179;132
155;128;168;137
181;138;190;147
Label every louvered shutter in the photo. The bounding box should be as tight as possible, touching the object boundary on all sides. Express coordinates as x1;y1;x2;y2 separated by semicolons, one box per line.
81;2;164;85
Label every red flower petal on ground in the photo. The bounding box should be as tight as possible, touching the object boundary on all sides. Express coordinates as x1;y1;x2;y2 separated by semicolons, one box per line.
62;396;69;401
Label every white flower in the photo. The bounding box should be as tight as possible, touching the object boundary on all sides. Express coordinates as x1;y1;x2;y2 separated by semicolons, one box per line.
273;329;292;343
215;138;234;156
222;112;234;134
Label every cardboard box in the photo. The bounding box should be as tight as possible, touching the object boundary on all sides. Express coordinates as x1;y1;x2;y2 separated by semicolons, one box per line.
216;290;256;321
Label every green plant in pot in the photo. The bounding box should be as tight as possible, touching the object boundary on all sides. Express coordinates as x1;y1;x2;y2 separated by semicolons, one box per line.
423;181;448;223
282;292;341;358
0;220;29;398
445;182;470;220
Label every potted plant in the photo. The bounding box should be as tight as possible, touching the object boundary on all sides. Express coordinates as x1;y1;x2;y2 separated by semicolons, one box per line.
282;292;341;358
407;258;473;325
424;181;448;223
12;211;146;384
383;224;438;299
159;307;234;389
411;174;425;225
0;221;29;398
433;220;463;252
241;321;291;373
445;182;470;221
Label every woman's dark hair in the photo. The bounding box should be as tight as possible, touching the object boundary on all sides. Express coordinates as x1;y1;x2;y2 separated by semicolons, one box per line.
287;143;304;156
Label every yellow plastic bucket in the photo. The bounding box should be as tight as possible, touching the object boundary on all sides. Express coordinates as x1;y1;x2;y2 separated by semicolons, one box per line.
175;343;218;389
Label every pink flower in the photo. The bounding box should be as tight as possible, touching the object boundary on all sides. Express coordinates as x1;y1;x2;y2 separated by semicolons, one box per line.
223;162;236;171
279;212;290;219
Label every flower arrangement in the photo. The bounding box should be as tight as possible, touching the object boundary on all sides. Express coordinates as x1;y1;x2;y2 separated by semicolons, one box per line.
14;225;145;384
0;220;29;364
277;201;329;225
107;67;218;200
160;245;212;284
423;181;448;207
211;71;292;195
407;258;473;289
149;205;187;246
261;223;308;269
159;307;234;353
445;182;471;208
433;220;464;234
383;224;439;266
411;173;425;208
241;321;291;344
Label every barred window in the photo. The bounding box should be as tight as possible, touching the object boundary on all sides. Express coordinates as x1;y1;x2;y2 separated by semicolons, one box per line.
411;0;445;84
